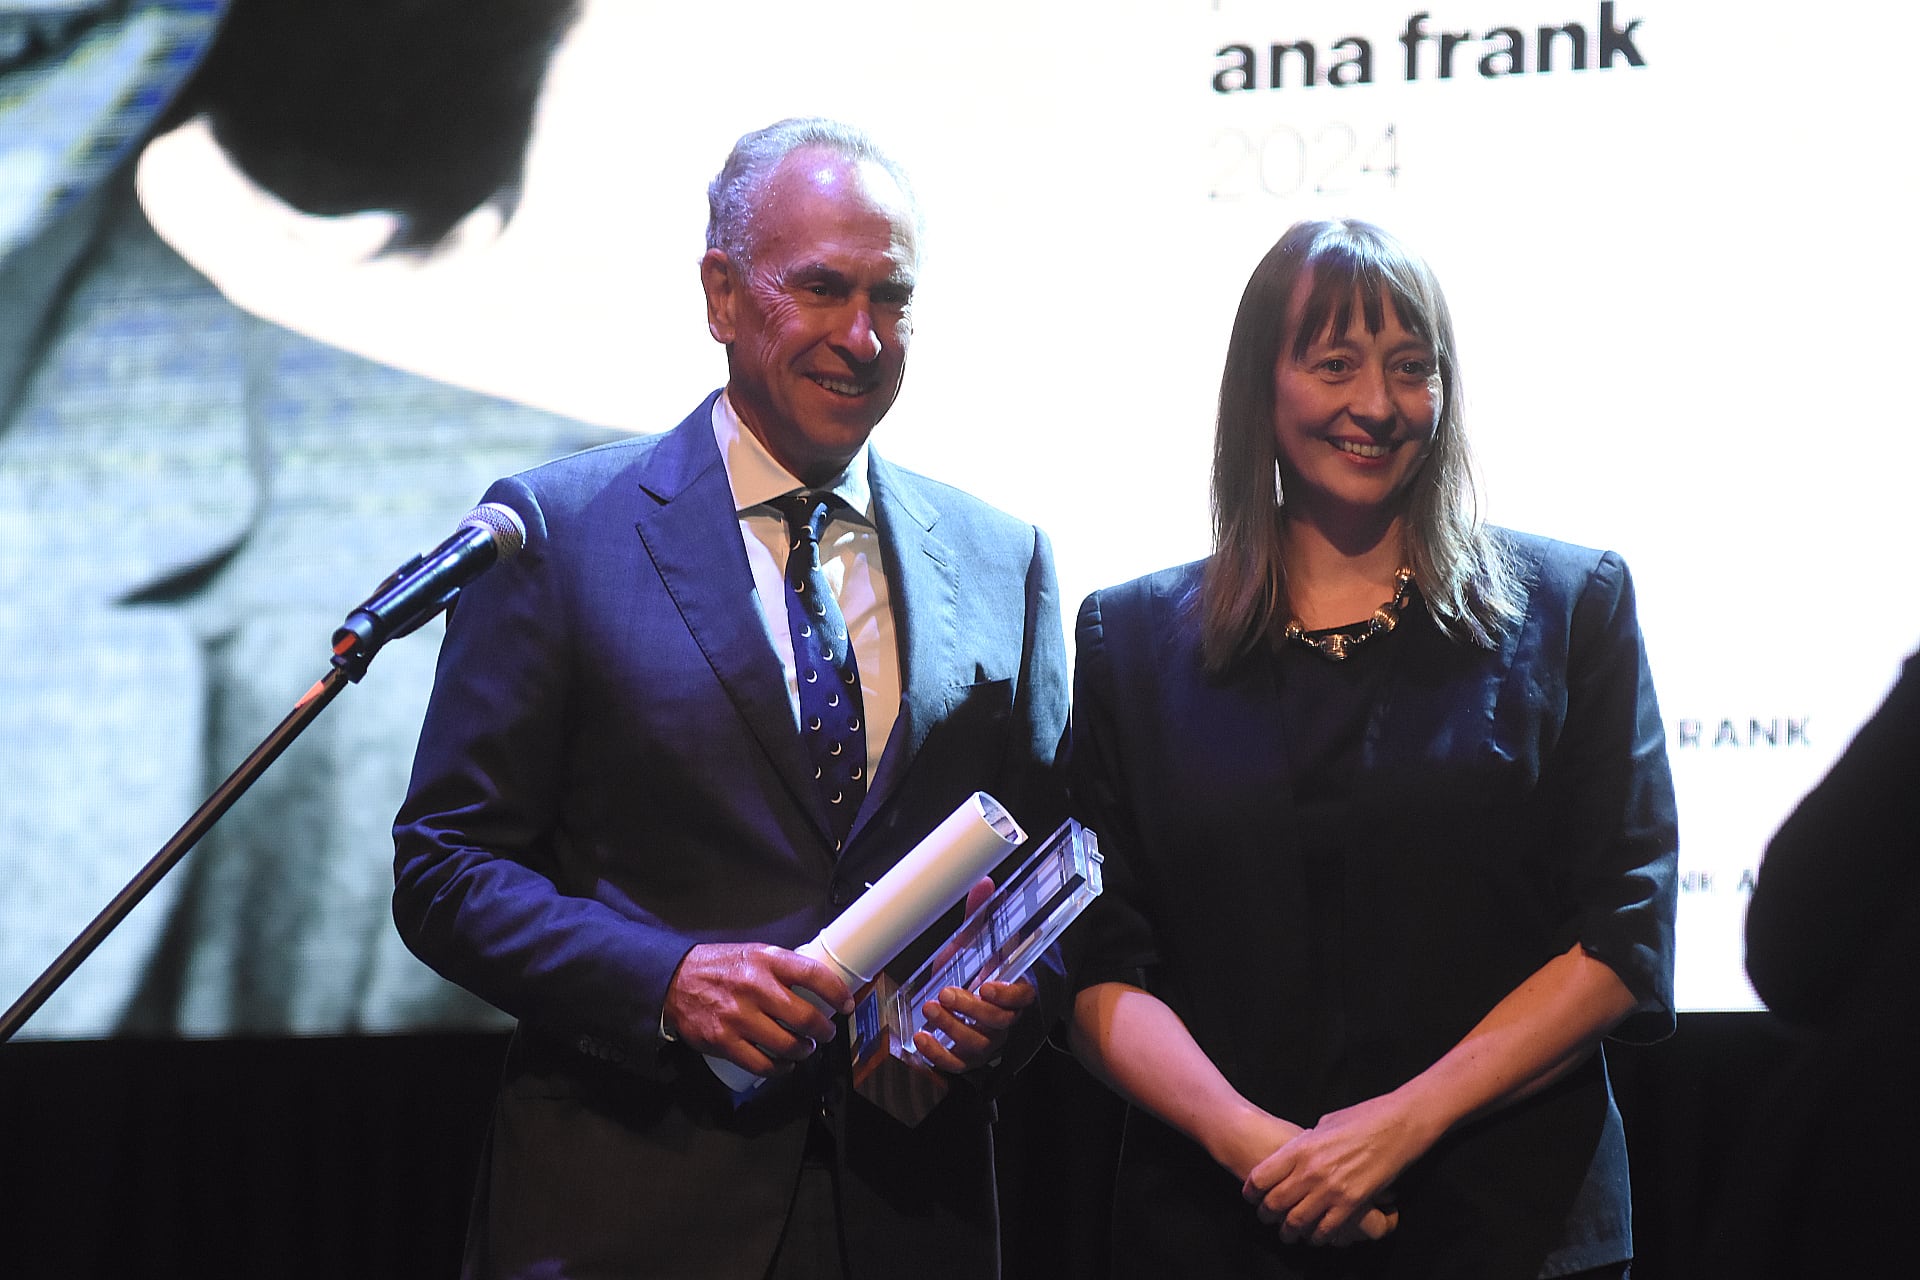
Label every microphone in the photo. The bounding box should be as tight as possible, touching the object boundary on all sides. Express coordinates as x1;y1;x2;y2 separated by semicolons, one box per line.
330;501;527;679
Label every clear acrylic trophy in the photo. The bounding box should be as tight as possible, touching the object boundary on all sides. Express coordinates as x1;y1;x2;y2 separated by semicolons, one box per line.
850;818;1102;1125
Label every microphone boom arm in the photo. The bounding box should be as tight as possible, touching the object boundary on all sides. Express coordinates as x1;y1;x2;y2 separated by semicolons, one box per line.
0;501;525;1040
0;666;353;1042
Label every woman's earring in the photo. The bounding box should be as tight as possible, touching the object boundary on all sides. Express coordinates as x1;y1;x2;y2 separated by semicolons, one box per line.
1273;461;1286;509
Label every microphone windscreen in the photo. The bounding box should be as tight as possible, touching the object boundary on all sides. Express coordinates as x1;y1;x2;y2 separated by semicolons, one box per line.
460;501;527;562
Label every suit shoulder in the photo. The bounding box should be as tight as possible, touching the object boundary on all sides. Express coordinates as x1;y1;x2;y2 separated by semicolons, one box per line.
1088;559;1206;606
514;430;669;489
872;459;1051;565
1493;527;1630;597
1491;528;1647;657
493;430;686;526
1079;559;1206;634
885;464;1031;529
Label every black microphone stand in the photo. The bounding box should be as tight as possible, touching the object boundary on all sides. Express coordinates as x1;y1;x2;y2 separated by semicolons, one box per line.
0;601;438;1042
0;507;509;1042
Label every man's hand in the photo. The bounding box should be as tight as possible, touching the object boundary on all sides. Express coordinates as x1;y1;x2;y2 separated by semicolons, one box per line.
664;942;852;1080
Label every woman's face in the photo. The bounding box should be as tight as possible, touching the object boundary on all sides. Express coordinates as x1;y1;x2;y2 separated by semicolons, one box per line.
1271;281;1441;524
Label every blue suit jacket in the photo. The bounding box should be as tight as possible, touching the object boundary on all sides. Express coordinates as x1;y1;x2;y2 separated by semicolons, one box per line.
1068;532;1677;1280
394;395;1069;1279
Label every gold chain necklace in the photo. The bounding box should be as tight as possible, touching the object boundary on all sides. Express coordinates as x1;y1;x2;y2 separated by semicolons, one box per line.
1283;567;1414;661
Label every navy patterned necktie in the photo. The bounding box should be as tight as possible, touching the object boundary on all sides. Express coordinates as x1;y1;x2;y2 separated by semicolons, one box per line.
778;491;867;851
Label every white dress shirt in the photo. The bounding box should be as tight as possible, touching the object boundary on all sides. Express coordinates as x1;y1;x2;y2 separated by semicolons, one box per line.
711;392;901;787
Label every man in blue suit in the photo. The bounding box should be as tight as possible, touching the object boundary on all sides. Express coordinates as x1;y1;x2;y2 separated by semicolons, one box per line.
393;118;1070;1279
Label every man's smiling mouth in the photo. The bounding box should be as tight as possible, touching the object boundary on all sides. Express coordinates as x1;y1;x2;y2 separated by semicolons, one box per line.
810;374;875;397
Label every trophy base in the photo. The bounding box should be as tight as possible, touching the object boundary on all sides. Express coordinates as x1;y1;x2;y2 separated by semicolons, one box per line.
847;820;1103;1127
850;972;952;1127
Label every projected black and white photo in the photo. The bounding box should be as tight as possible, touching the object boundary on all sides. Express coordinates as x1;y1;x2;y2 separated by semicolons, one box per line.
4;0;1914;1039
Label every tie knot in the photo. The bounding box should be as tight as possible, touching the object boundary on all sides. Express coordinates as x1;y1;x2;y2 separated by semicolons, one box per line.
779;491;838;545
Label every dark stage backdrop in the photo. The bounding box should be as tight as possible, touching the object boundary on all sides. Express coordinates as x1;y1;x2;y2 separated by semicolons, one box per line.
0;1016;1807;1280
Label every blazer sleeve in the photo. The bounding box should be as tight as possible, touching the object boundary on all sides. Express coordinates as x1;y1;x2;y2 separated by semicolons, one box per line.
1059;586;1164;994
1537;548;1679;1043
391;473;694;1065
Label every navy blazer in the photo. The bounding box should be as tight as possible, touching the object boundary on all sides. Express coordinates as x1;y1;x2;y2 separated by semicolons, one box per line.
394;395;1069;1279
1068;531;1677;1280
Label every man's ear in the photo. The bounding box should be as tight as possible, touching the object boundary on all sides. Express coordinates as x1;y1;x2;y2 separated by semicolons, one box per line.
700;248;737;344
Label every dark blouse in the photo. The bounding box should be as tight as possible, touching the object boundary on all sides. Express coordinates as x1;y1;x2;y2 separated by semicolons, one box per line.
1066;532;1678;1280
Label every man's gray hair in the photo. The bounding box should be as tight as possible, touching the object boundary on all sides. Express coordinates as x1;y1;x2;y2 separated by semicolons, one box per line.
705;117;921;269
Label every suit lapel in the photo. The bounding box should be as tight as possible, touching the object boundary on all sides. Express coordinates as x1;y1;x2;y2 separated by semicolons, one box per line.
631;397;833;840
854;454;959;836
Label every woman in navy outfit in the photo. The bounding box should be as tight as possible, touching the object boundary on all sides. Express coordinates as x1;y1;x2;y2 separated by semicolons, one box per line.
1065;220;1678;1279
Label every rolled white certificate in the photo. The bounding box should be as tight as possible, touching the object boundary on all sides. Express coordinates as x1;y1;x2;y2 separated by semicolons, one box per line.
813;791;1025;984
705;792;1025;1093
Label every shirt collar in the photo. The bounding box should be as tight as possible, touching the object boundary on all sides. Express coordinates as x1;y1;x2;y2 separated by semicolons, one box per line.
711;391;873;522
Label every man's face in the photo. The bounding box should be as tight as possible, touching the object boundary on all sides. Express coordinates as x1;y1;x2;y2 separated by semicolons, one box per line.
701;148;917;484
